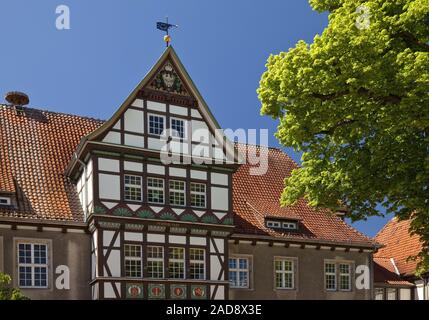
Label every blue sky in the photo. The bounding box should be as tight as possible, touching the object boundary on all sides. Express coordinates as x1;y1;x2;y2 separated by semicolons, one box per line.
0;0;392;236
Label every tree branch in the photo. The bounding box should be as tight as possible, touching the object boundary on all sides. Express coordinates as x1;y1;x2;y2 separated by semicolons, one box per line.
311;87;402;104
317;119;357;135
397;31;429;52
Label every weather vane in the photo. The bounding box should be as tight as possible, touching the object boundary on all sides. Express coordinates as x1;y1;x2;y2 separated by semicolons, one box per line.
156;17;178;47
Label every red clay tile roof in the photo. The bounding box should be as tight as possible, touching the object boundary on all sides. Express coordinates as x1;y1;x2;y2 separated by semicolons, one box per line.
232;143;376;247
0;105;102;221
373;257;414;286
374;217;423;276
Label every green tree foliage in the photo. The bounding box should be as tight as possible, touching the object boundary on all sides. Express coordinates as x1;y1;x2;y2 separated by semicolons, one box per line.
0;272;28;300
258;0;429;273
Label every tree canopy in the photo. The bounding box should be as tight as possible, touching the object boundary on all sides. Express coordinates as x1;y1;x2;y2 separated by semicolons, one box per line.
258;0;429;272
0;273;28;300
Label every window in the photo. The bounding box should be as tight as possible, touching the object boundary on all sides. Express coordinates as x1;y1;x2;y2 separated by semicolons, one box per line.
387;288;397;300
325;262;337;291
266;219;297;231
189;248;205;280
171;118;186;139
190;183;206;208
169;180;185;206
124;175;142;202
124;244;142;278
229;257;249;288
18;243;48;288
147;246;164;278
168;247;185;279
282;222;297;230
147;177;164;204
339;263;351;291
266;220;281;228
0;197;11;206
274;258;295;289
149;114;165;135
375;288;384;300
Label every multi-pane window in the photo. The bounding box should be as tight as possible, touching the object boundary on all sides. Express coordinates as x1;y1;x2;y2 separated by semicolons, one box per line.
274;258;295;289
190;183;206;208
189;248;205;280
169;180;185;206
147;177;164;204
387;288;397;300
171;118;186;138
375;288;384;300
124;244;142;278
124;175;142;202
229;257;249;288
168;247;185;279
18;243;48;288
339;263;351;291
149;114;165;135
147;246;164;278
325;262;337;291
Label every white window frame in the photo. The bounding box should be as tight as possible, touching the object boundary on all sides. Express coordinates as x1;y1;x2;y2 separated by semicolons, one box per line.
266;220;281;228
124;175;142;202
375;287;384;300
168;247;185;279
190;182;206;208
148;113;166;136
324;262;337;291
17;242;49;288
147;246;164;279
0;197;11;206
339;263;352;291
124;244;142;278
170;117;187;139
189;248;206;280
147;177;165;204
229;256;250;289
169;180;186;207
282;222;297;230
386;287;397;300
274;257;295;290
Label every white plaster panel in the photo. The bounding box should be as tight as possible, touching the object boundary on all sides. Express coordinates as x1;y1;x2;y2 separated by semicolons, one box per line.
101;201;118;209
124;161;143;172
148;137;165;150
213;147;225;160
107;250;121;277
99;174;120;200
214;286;225;300
211;172;228;186
170;141;188;154
169;167;187;178
147;101;166;112
103;131;121;144
191;120;210;143
113;121;121;130
87;159;93;177
170;105;188;116
103;230;115;247
169;235;186;244
190;237;206;246
213;212;227;220
124;108;144;133
191;170;207;180
214;238;224;254
147;233;166;243
211;187;229;211
124;134;144;148
98;158;120;173
147;164;165;175
192;145;209;158
191;109;202;119
210;256;222;280
131;98;144;108
125;232;143;242
104;282;116;298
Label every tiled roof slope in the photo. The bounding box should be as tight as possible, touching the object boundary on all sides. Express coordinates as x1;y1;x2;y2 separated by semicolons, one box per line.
373;257;413;286
232;143;376;247
0;105;102;221
374;217;422;276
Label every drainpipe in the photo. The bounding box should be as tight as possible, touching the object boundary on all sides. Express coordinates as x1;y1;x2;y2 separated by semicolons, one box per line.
74;153;88;222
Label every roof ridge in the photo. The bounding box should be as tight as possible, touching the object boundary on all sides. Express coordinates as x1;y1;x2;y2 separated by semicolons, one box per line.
234;141;281;151
0;104;106;124
373;215;398;240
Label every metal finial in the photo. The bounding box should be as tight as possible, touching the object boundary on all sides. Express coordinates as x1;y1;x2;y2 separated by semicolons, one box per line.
156;17;178;47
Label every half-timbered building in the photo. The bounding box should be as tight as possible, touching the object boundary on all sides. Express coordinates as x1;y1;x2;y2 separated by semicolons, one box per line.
0;46;379;300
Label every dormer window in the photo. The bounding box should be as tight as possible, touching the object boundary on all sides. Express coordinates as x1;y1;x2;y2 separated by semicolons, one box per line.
0;196;11;206
265;218;298;231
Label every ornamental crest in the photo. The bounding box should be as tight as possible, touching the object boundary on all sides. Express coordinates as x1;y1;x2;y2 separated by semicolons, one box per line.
149;61;189;96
